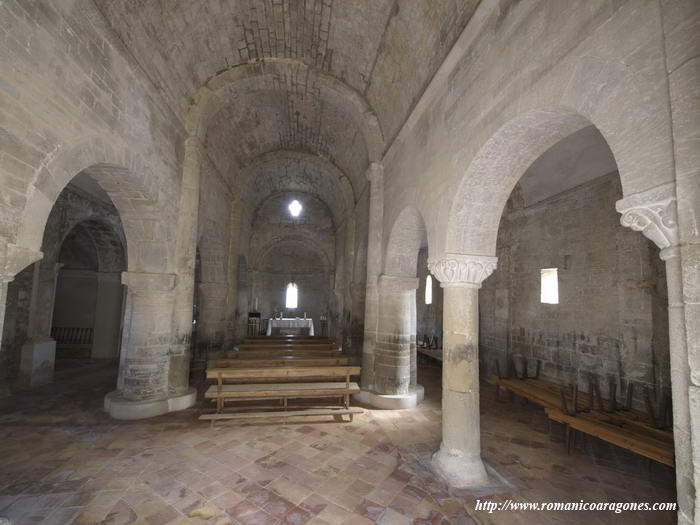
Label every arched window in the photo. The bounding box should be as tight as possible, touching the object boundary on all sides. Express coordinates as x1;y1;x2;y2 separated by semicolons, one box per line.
285;282;298;309
425;275;433;305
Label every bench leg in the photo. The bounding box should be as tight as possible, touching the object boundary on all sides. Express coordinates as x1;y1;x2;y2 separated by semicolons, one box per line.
495;384;508;403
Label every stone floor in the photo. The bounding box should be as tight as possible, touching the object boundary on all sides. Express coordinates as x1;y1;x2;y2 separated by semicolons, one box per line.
0;360;676;524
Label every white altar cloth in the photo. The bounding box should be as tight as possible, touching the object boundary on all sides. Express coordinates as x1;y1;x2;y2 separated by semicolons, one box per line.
266;318;314;336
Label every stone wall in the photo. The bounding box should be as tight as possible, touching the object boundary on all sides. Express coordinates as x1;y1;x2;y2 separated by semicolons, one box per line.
1;1;184;266
479;173;670;409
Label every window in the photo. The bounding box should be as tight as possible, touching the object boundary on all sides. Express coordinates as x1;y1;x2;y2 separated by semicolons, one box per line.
285;282;298;309
288;199;302;217
540;268;559;304
425;275;433;305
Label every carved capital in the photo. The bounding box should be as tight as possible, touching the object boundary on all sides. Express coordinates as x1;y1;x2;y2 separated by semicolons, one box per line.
616;183;679;253
428;254;497;287
366;162;384;184
378;274;419;294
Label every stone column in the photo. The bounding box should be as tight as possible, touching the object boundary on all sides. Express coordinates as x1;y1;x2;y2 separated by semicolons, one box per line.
20;261;56;387
374;275;419;393
0;241;43;391
92;272;123;360
104;271;195;419
617;186;693;524
0;274;11;398
33;262;62;341
410;288;417;387
659;4;700;523
429;254;496;488
225;199;242;346
170;136;202;397
197;282;228;352
361;162;383;391
356;274;421;409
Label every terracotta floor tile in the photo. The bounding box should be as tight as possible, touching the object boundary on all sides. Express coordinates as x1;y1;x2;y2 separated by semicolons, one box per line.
0;362;676;525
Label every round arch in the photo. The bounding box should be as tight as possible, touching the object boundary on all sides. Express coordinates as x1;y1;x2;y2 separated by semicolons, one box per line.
16;138;174;276
252;236;332;274
187;58;384;162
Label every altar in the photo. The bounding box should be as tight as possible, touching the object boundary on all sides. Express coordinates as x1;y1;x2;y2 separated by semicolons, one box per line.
266;318;315;336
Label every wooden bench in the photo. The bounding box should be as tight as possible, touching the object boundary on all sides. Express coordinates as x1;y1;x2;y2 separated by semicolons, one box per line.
417;347;442;362
201;366;362;422
208;357;351;368
244;337;333;345
237;343;339;351
546;407;674;467
492;374;674;466
223;350;342;361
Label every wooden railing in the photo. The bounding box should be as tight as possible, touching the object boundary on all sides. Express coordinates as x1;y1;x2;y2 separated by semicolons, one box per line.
51;326;93;346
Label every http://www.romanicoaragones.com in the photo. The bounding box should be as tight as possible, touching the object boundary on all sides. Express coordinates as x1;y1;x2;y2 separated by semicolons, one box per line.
475;499;677;514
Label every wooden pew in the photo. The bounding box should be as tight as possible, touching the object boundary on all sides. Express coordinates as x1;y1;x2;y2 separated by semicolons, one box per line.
492;374;674;466
546;407;674;467
237;343;339;351
208;357;351;368
224;349;342;360
201;366;362;422
244;336;332;345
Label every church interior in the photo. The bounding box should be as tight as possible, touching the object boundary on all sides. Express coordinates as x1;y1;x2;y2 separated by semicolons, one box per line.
0;1;699;524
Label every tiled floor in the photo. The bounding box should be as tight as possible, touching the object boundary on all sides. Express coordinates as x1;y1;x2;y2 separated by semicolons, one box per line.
0;360;676;524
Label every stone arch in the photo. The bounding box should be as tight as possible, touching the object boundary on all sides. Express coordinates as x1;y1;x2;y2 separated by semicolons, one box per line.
17;138;173;275
74;219;127;274
240;150;355;224
445;108;617;257
187;58;384;162
384;206;429;278
442;50;676;258
252;236;332;274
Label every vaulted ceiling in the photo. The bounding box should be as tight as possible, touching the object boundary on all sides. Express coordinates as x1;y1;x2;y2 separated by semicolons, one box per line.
96;0;480;205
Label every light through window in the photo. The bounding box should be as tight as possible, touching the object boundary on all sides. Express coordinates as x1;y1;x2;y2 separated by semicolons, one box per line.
288;199;302;217
540;268;559;304
425;275;433;305
285;282;298;308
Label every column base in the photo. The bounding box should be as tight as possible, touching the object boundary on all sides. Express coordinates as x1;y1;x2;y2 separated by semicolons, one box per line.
432;446;489;488
354;384;424;409
104;387;197;420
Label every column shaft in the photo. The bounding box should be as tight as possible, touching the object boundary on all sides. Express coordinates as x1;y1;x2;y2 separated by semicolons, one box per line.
197;282;228;351
92;272;124;360
119;272;176;401
409;288;417;387
432;284;487;486
662;248;694;522
374;279;415;395
170;136;201;396
361;163;383;390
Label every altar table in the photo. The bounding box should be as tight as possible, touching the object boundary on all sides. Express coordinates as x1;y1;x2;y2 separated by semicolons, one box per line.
266;318;315;336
